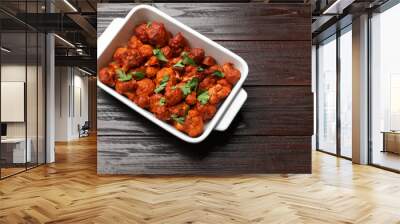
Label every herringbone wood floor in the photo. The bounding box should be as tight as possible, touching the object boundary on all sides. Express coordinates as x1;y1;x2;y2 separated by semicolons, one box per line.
0;135;400;224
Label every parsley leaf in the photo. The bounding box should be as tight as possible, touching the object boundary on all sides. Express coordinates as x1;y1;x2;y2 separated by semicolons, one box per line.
173;60;185;68
171;114;185;124
180;78;199;96
212;70;224;78
159;97;166;106
181;52;196;66
154;74;169;93
197;90;210;105
146;21;152;28
116;69;132;82
153;48;168;62
161;74;169;83
197;66;204;72
129;71;145;80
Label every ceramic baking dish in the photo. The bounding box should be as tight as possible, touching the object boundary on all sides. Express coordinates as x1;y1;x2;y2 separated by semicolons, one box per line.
97;5;248;143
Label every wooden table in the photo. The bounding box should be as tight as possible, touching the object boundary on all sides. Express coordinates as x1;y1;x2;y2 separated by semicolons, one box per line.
97;3;312;174
382;131;400;154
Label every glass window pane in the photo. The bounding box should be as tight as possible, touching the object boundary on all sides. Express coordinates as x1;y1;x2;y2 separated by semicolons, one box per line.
38;32;45;165
27;30;38;169
26;0;39;169
1;29;27;177
340;28;352;158
371;3;400;171
318;36;337;154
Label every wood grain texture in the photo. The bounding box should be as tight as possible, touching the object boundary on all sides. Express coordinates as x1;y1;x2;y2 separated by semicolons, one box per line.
2;137;400;223
219;41;311;86
97;3;311;41
98;135;311;174
97;86;313;136
97;3;312;174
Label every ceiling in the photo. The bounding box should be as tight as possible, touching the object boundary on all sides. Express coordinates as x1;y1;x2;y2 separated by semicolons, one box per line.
0;0;97;73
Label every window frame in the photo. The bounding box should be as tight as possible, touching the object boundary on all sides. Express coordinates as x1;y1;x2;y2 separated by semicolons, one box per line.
316;24;353;161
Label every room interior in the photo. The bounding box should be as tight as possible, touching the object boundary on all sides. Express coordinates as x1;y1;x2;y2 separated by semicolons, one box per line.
0;0;97;179
0;28;46;178
313;0;400;171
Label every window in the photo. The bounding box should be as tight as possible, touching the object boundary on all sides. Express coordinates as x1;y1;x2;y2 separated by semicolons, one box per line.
0;1;47;179
339;27;352;158
370;3;400;171
316;26;353;158
317;35;337;154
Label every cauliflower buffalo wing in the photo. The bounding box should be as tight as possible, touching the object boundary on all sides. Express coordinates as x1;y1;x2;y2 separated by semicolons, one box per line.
135;21;168;48
99;21;241;137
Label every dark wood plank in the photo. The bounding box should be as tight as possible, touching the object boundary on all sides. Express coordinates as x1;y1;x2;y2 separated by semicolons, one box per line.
218;41;311;86
97;86;313;136
98;135;311;174
97;3;311;41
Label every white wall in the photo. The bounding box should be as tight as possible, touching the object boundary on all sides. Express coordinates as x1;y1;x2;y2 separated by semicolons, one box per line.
1;65;33;138
55;66;69;141
54;67;89;141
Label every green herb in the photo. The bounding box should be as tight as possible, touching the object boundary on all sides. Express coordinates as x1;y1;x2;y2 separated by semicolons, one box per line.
161;74;169;83
171;114;185;124
181;52;196;66
154;74;169;93
146;21;152;28
197;66;204;72
153;48;168;62
129;71;145;80
159;97;166;106
180;78;199;96
173;60;185;68
116;69;132;82
212;70;224;78
197;90;210;105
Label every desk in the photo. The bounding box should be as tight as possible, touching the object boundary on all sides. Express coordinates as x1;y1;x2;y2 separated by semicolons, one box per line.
1;138;31;163
382;132;400;154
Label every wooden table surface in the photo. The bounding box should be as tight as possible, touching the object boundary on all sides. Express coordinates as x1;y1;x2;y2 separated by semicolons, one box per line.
97;3;312;174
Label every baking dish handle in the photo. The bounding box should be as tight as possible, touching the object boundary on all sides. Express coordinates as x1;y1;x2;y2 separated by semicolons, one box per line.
214;88;247;132
98;18;125;57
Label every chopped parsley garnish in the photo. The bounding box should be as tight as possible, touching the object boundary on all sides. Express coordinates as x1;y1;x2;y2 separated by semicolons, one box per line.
197;66;205;72
173;60;185;68
129;71;145;80
116;69;132;82
180;78;198;96
153;48;168;62
212;70;224;78
181;52;196;66
171;114;185;124
197;90;210;105
159;97;166;106
154;74;169;93
146;21;152;28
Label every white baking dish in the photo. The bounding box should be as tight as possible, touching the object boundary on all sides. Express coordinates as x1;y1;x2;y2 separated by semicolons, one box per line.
97;5;248;143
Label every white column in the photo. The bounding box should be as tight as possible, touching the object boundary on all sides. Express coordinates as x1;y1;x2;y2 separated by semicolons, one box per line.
46;32;55;163
352;14;369;164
